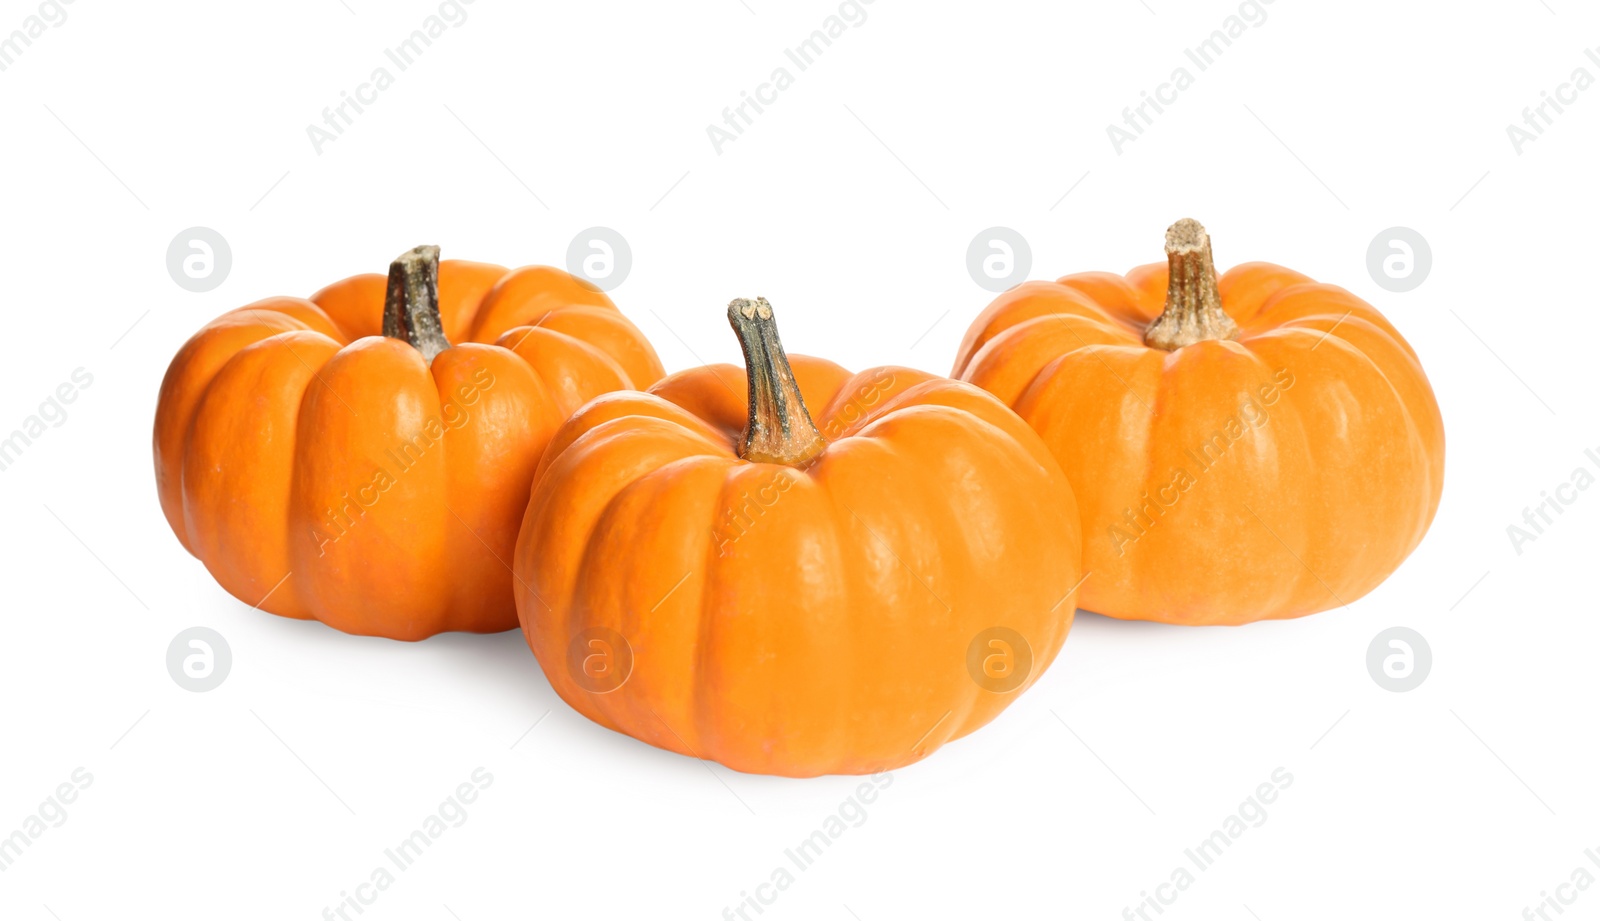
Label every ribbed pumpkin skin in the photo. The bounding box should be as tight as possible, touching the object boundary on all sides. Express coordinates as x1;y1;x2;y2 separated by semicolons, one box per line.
953;260;1445;626
154;260;664;640
513;359;1083;777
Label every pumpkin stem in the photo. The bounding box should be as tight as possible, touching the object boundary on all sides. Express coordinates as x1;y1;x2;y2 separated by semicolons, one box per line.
727;297;827;467
1144;218;1239;351
383;244;451;363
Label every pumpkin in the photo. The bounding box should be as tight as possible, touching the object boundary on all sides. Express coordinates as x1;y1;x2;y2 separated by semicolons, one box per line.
154;246;664;640
513;297;1083;777
953;219;1444;625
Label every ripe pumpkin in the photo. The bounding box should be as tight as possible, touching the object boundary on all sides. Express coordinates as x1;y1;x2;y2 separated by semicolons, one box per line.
953;219;1444;625
513;297;1083;777
154;246;664;640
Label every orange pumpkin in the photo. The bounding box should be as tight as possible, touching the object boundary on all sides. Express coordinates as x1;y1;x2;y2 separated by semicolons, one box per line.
513;297;1083;777
953;219;1444;626
154;246;664;640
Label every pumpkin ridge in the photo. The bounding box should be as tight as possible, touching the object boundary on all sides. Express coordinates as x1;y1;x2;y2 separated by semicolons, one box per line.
700;462;843;768
1296;326;1443;546
426;346;541;631
268;335;342;622
499;323;635;385
496;325;636;424
1253;404;1364;614
810;365;923;425
190;331;342;620
1056;271;1158;326
1216;262;1316;324
1245;333;1433;609
830;403;1065;754
566;407;737;466
956;282;1142;376
1123;353;1173;614
1249;283;1420;365
821;435;954;766
507;306;666;388
964;314;1143;410
1022;340;1162;421
687;467;731;763
468;303;606;343
462;266;617;344
158;320;345;550
812;372;947;440
236;298;351;343
289;339;452;635
185;328;342;461
534;393;733;485
843;388;1040;470
1128;341;1301;622
576;453;730;746
1035;308;1144;345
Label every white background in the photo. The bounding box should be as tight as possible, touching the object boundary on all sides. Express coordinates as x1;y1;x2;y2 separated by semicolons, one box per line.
1;1;1596;918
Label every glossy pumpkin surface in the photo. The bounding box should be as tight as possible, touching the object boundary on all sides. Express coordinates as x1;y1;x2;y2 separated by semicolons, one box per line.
953;220;1445;625
154;247;664;639
514;299;1083;776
